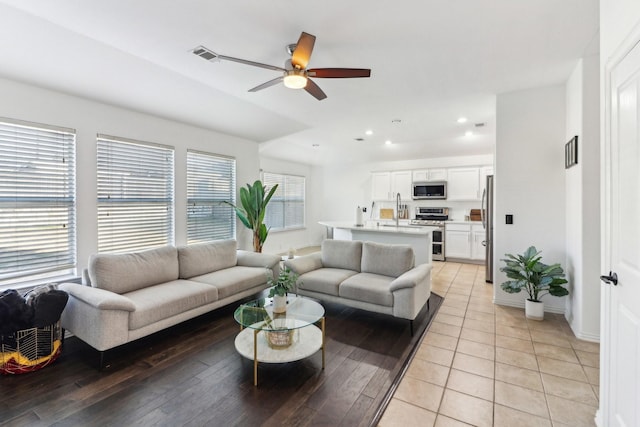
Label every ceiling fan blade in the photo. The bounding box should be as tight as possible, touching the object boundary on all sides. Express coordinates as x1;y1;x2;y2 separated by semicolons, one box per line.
248;76;284;92
307;68;371;78
304;78;327;100
291;32;316;69
217;54;286;72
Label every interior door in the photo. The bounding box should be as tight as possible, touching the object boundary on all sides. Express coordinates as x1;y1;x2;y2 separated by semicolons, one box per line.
601;37;640;426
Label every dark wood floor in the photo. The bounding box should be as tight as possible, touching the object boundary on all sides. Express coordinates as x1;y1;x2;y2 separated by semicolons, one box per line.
0;293;441;427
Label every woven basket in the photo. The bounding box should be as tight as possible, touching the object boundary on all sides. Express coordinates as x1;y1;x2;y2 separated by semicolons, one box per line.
266;328;294;349
0;321;63;375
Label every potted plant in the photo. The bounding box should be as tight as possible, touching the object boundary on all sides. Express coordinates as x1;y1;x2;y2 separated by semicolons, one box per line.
267;267;299;313
224;180;278;253
500;246;569;320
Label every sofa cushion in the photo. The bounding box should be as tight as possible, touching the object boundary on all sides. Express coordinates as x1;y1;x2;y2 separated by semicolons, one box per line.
339;273;394;307
321;240;362;272
189;266;268;300
361;242;415;278
178;240;238;279
89;246;180;294
126;279;219;330
298;268;358;296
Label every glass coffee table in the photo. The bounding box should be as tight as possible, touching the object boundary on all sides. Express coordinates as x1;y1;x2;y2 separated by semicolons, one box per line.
233;295;325;386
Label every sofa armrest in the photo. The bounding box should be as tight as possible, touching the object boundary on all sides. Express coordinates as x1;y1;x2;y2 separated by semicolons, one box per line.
58;283;136;311
284;253;323;275
389;263;432;292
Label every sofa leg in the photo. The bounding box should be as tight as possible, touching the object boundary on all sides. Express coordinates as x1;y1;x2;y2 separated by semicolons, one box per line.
99;351;106;370
409;320;414;337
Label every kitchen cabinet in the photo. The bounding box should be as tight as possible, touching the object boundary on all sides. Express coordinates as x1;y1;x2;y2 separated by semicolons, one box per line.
471;224;486;260
445;222;485;261
371;170;412;200
445;223;472;259
371;172;391;200
447;167;481;200
391;170;412;199
412;168;447;182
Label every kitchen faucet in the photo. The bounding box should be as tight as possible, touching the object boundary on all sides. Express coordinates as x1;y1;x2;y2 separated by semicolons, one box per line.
396;192;401;227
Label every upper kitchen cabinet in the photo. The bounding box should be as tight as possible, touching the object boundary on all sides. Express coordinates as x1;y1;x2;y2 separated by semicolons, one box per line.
371;170;412;200
412;168;447;182
447;167;481;200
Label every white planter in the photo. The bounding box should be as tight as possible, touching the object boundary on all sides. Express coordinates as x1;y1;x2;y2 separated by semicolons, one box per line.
525;299;544;321
272;295;287;313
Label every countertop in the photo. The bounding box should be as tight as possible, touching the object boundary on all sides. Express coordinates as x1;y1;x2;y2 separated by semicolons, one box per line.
318;221;435;235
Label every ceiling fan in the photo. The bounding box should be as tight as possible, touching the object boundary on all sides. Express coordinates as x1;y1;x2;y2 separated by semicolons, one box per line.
192;31;371;100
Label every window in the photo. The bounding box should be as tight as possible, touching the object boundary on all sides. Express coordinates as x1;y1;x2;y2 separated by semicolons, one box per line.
186;150;236;244
263;172;305;231
0;118;76;286
97;135;174;254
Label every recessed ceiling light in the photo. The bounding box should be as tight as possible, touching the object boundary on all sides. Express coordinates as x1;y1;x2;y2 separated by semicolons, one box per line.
385;140;393;145
465;131;473;137
457;117;468;123
365;130;373;135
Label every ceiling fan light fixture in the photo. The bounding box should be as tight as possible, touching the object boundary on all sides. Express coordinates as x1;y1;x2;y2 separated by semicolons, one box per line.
283;70;308;89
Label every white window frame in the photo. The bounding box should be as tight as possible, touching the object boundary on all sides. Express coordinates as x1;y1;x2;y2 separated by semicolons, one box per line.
0;117;76;287
186;150;236;244
96;134;175;254
262;172;306;232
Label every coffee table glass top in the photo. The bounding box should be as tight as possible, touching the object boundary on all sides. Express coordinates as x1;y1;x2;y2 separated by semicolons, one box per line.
234;295;324;331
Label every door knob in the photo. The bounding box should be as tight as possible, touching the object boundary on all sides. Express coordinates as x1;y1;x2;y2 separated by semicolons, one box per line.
600;271;618;286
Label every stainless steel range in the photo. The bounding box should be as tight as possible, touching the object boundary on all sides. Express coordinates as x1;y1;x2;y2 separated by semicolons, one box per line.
410;207;448;261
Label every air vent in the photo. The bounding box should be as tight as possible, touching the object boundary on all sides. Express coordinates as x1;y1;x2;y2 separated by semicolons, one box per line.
192;46;219;61
474;122;486;128
354;137;364;141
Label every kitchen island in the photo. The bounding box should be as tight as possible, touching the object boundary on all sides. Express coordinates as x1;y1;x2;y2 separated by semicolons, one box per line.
318;221;435;265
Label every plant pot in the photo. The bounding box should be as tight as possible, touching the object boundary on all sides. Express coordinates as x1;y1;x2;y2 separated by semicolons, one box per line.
525;299;544;321
272;295;287;313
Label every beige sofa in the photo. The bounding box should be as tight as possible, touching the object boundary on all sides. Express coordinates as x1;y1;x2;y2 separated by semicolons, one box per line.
59;240;280;364
284;240;432;333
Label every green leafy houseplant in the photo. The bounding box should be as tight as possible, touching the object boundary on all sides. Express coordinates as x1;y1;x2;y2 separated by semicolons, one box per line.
224;180;278;253
267;267;299;298
500;246;569;302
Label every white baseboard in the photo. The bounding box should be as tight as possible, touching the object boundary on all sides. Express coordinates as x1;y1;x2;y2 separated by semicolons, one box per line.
492;297;567;314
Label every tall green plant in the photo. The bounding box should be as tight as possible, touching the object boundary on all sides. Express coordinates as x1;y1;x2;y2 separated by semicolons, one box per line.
224;180;278;252
500;246;569;302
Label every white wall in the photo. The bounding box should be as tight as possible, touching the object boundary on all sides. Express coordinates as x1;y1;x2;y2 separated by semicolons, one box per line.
565;55;601;341
494;85;568;313
0;76;261;275
259;157;324;254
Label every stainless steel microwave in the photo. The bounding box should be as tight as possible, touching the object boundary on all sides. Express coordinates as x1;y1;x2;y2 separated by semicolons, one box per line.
412;181;447;199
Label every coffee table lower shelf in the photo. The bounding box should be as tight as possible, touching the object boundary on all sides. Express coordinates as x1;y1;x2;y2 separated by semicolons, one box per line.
234;320;325;386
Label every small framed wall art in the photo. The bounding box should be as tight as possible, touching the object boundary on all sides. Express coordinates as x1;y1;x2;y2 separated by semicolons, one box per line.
565;135;578;169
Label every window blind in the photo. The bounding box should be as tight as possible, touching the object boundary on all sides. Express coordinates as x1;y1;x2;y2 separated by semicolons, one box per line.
97;135;175;254
263;172;305;231
186;150;236;244
0;118;76;285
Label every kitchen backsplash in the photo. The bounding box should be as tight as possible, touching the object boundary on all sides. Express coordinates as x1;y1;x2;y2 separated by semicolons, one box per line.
371;200;481;221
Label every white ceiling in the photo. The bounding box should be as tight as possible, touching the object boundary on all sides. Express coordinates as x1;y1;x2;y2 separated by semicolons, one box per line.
0;1;599;166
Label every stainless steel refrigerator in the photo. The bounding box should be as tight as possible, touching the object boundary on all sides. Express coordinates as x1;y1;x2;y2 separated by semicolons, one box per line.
482;175;494;283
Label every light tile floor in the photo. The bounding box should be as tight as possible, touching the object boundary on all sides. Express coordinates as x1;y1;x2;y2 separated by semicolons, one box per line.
379;261;600;427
